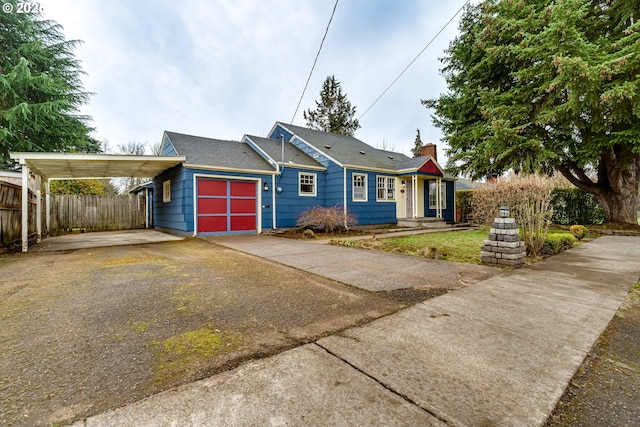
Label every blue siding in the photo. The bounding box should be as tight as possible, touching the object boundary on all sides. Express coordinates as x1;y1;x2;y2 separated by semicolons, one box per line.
424;180;456;222
274;167;326;227
154;165;275;234
269;124;293;142
162;135;178;156
346;169;397;225
154;165;190;232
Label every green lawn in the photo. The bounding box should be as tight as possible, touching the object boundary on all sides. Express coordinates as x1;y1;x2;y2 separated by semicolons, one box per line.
332;228;578;265
332;230;488;264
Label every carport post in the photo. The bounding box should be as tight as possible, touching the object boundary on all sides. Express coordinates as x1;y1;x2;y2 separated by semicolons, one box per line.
45;180;51;237
21;163;29;252
35;175;42;243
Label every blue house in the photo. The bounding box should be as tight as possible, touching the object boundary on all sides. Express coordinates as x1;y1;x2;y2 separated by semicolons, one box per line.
153;122;456;236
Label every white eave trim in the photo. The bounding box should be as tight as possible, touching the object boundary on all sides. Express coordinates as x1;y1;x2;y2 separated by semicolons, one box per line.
184;163;276;175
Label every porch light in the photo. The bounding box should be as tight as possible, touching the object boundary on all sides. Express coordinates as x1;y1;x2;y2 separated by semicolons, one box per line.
499;204;510;218
263;182;269;191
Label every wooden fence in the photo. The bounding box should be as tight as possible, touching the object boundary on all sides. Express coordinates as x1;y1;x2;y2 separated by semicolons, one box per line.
0;181;147;248
0;180;36;247
50;194;146;232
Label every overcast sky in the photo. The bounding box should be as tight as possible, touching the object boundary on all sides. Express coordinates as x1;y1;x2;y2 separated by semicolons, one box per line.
42;0;470;160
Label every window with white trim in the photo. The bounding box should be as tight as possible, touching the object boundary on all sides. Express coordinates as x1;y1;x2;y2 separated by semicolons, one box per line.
428;180;446;209
163;180;171;203
299;172;316;196
352;173;367;202
376;176;395;201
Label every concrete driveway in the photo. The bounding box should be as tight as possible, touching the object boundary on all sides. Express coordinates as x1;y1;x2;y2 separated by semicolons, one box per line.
0;238;402;427
76;235;640;427
30;229;184;252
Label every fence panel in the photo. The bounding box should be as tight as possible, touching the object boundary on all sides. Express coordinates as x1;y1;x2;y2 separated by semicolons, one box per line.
50;194;146;233
0;180;37;246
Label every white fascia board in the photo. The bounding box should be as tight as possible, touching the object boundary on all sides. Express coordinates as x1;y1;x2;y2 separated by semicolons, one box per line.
342;164;397;174
9;152;185;162
184;163;275;175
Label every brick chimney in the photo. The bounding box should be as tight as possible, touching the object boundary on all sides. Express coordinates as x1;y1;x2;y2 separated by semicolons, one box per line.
420;143;437;161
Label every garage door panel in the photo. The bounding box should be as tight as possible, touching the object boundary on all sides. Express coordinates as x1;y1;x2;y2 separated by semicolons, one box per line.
197;178;257;234
198;198;227;214
230;198;256;214
198;216;227;233
230;216;256;231
199;179;227;196
230;181;256;197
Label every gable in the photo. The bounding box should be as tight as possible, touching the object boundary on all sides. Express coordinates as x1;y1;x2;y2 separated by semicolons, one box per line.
418;158;443;176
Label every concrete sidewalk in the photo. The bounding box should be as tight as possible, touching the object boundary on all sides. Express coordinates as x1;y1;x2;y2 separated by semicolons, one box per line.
72;236;640;426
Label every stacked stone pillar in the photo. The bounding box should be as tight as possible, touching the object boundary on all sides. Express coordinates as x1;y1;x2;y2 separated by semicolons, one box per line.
481;218;526;267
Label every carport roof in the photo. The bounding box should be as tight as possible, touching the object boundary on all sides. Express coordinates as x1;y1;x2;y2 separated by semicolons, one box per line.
9;152;186;179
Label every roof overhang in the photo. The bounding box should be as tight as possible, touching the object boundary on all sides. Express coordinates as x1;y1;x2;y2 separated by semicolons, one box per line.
9;152;186;179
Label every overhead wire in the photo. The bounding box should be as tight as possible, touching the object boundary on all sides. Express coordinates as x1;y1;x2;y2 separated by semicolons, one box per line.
290;0;339;125
358;0;471;121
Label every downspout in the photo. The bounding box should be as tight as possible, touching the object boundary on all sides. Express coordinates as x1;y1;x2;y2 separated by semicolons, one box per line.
272;172;276;229
343;167;347;227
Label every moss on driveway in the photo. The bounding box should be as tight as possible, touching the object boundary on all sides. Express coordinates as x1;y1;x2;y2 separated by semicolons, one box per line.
0;239;402;427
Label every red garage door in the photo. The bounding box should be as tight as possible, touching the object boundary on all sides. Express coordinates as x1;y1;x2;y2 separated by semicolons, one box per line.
197;178;257;234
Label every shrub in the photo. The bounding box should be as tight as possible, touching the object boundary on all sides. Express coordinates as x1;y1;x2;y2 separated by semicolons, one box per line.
302;229;316;239
456;190;474;222
550;188;604;225
569;225;589;240
297;205;356;232
541;234;575;255
472;174;554;256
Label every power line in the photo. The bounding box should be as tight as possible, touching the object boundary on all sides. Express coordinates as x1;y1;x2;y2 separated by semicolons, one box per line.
358;0;470;121
290;0;339;124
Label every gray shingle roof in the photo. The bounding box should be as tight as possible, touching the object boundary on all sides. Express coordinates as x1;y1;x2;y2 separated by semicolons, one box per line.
245;135;325;169
165;131;275;172
278;123;411;170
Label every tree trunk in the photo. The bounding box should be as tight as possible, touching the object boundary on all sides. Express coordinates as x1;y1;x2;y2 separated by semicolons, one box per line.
557;149;640;225
596;150;640;224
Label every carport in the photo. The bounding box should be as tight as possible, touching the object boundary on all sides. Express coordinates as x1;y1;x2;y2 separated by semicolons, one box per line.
9;152;185;252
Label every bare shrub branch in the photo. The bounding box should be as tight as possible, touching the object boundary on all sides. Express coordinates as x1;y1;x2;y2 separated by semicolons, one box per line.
473;174;554;256
297;205;356;232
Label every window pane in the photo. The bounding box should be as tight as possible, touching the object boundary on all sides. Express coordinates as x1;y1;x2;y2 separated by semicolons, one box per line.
300;174;315;195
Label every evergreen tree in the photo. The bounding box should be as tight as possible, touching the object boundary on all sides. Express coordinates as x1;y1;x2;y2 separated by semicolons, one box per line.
303;75;361;136
0;1;98;164
424;0;640;224
412;129;423;158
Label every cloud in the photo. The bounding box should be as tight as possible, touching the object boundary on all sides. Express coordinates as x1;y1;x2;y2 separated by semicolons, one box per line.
43;0;468;159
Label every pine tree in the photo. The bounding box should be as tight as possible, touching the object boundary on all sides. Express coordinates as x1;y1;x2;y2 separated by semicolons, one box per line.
303;75;361;136
411;129;423;158
424;0;640;225
0;2;98;164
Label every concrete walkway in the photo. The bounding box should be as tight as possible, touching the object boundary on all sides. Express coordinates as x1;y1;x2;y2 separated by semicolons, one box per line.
208;235;499;292
72;236;640;427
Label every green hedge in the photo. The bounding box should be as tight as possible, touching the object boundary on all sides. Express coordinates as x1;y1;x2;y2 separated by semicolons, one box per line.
541;234;575;255
456;190;474;222
550;188;604;225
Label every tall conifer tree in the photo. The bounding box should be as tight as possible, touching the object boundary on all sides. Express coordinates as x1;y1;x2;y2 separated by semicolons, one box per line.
0;1;98;164
424;0;640;224
303;75;361;136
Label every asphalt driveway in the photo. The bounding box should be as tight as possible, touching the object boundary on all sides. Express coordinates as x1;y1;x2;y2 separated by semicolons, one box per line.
0;238;403;427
